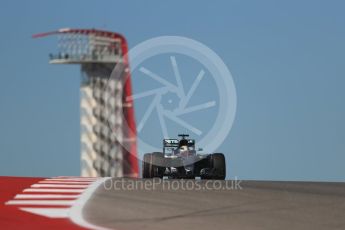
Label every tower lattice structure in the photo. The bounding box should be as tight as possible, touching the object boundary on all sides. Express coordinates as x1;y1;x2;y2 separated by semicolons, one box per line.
34;28;139;177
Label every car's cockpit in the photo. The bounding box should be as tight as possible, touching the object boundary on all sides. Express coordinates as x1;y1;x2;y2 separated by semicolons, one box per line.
163;134;196;156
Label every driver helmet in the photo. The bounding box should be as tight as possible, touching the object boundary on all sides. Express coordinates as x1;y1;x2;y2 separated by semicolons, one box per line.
179;139;189;151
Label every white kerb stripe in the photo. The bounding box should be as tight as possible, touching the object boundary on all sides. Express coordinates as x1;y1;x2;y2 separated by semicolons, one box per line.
39;181;91;184
24;188;84;193
53;177;97;179
20;208;69;218
47;178;97;180
6;200;75;206
31;184;89;188
45;178;97;182
15;194;80;199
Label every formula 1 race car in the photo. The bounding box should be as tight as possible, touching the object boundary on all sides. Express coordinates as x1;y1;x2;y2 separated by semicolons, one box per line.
142;134;226;180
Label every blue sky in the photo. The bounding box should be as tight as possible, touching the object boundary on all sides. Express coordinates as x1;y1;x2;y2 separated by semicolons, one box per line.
0;0;344;181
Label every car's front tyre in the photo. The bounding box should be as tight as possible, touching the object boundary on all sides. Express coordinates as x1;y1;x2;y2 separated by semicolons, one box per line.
210;153;226;180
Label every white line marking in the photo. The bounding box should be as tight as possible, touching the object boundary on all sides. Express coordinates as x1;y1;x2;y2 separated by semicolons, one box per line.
23;188;84;193
20;208;69;218
70;177;111;230
15;194;80;199
6;200;75;206
31;184;89;188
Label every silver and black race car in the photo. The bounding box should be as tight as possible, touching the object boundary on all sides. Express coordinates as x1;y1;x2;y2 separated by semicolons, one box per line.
142;134;226;180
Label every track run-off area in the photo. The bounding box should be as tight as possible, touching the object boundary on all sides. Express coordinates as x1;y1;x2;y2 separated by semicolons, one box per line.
1;177;345;230
0;176;108;229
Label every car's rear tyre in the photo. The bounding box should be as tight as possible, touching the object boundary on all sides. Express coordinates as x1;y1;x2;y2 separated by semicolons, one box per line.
210;153;226;180
142;153;152;178
151;152;165;178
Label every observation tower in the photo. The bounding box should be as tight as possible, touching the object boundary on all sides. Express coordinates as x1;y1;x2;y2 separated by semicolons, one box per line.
33;28;138;177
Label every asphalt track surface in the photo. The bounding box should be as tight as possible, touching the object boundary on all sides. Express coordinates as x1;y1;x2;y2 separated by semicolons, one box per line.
84;179;345;230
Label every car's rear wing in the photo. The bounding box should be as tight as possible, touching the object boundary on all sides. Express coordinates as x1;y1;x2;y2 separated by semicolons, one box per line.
163;139;195;147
